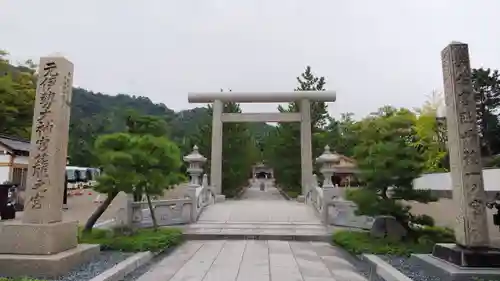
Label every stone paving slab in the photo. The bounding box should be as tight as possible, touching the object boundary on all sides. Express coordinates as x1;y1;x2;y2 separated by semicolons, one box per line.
187;223;325;228
240;184;285;200
180;186;333;242
184;233;330;242
136;240;367;281
198;186;321;224
198;200;321;224
181;221;331;242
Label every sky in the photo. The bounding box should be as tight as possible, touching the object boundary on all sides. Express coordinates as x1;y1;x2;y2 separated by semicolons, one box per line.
1;0;500;119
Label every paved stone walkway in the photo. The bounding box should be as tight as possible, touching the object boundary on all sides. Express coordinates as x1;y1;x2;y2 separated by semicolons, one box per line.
182;185;329;240
198;185;320;223
136;240;367;281
135;185;368;280
240;182;284;200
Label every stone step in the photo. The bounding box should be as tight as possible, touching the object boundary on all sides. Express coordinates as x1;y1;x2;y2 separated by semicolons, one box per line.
180;222;331;242
183;232;330;242
188;222;326;230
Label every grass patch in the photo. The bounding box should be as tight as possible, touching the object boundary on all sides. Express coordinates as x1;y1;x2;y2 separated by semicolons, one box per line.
285;190;300;199
79;227;183;252
332;226;454;257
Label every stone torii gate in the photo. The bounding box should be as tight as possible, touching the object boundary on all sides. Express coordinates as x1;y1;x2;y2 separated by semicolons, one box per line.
188;91;336;196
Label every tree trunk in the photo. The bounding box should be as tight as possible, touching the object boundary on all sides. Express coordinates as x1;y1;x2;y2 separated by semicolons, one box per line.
146;192;158;231
82;191;118;233
380;187;388;199
63;176;68;206
133;190;142;202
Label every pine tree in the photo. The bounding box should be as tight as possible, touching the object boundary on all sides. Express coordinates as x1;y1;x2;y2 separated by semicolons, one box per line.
185;90;258;197
264;66;329;196
472;68;500;157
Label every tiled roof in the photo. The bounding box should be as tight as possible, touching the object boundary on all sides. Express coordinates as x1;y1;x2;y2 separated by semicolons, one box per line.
0;134;30;153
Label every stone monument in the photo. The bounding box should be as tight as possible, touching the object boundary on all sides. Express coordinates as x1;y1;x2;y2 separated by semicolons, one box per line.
0;56;99;278
411;42;500;280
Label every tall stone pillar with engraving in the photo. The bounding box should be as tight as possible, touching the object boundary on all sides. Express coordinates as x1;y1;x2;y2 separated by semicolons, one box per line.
443;42;489;249
23;56;73;223
411;42;500;280
0;56;99;279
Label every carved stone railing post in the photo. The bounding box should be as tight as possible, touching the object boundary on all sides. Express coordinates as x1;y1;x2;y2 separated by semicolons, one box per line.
115;194;134;228
202;174;209;188
201;174;211;204
183;145;207;222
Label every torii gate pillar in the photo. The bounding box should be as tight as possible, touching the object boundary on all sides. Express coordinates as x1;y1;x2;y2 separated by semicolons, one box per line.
188;91;337;195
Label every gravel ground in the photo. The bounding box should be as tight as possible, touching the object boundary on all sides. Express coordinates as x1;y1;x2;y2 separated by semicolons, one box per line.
380;255;441;281
354;255;384;281
0;251;132;281
48;251;134;281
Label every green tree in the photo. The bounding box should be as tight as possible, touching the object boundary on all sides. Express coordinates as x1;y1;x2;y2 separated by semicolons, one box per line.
185;90;258;197
264;66;329;196
125;110;171;201
126;134;184;230
472;68;500;157
83;132;184;232
125;109;170;137
83;133;138;233
349;106;436;233
315;113;358;157
414;92;448;173
0;50;36;138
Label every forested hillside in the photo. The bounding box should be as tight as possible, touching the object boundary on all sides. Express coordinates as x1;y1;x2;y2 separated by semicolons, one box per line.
3;49;500;199
69;88;198;166
0;52;272;169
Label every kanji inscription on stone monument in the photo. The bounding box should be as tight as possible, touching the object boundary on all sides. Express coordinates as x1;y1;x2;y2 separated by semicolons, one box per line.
442;42;489;247
22;56;74;224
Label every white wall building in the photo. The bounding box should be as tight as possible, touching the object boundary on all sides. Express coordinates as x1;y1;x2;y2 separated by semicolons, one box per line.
0;134;30;189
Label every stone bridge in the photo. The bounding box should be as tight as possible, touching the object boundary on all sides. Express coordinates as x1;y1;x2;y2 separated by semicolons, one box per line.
108;145;375;281
114;145;374;237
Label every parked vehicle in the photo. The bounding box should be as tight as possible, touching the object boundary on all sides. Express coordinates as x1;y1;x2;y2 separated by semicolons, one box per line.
66;166;101;189
85;167;101;188
0;182;17;219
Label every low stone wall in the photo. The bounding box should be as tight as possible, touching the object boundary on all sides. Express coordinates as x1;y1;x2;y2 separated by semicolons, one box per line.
413;168;500;192
116;199;193;228
405;199;500;245
114;177;216;228
327;200;374;230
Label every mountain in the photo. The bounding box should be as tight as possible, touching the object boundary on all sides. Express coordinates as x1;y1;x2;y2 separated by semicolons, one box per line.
1;58;273;167
67;88;273;166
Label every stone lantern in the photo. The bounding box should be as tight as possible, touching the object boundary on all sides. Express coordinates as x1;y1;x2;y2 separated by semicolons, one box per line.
183;145;206;187
315;145;340;188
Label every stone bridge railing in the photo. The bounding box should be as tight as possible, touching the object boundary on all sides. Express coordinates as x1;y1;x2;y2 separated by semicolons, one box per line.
187;174;216;221
305;177;373;229
114;146;220;229
305;145;374;230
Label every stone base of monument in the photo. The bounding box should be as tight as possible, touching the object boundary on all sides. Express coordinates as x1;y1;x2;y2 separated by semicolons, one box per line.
0;221;100;278
410;243;500;281
433;243;500;267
